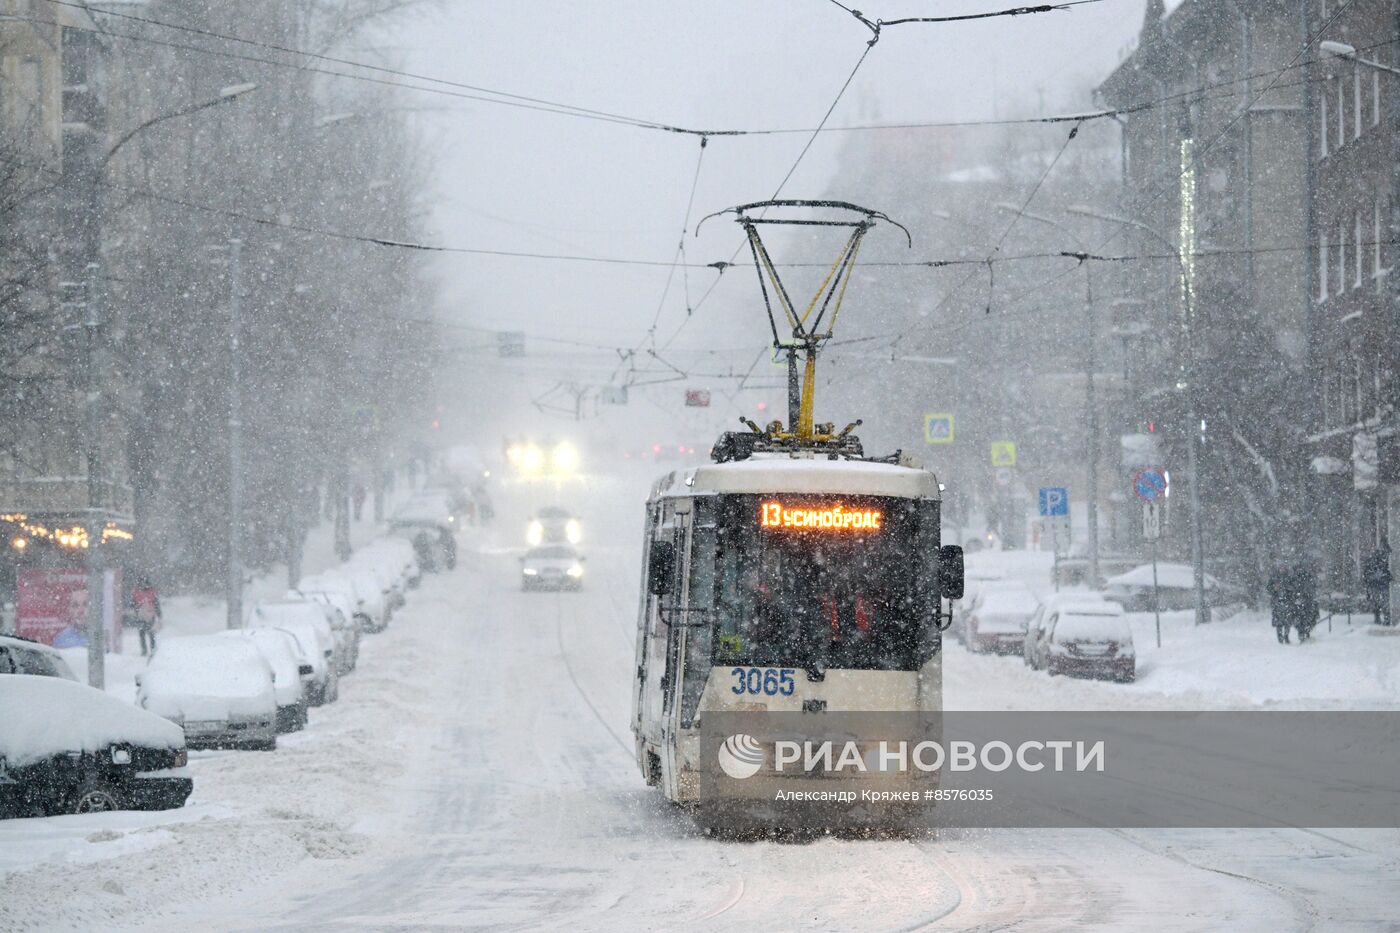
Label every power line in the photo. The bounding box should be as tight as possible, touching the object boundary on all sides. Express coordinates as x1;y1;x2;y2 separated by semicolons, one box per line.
658;32;880;352
26;3;1393;144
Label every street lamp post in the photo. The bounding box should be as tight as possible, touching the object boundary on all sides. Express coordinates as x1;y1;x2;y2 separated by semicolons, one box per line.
226;238;244;629
1068;204;1210;625
995;203;1101;585
81;83;257;684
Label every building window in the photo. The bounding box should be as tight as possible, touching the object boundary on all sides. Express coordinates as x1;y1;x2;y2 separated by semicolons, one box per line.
1355;210;1364;287
1338;75;1346;147
1374;69;1382;127
1321;88;1330;157
1338;216;1348;296
1375;196;1390;291
1319;228;1330;301
1355;68;1363;139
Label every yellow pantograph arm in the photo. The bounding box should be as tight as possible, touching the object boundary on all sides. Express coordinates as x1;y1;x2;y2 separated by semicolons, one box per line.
822;233;864;337
798;238;852;327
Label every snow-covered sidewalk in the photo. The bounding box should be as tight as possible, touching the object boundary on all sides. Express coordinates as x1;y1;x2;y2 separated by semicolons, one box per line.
955;550;1400;709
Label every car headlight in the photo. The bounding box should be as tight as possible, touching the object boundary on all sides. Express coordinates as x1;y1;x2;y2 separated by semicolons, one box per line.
565;519;582;543
526;521;543;546
552;442;580;472
567;564;584;578
523;567;539;575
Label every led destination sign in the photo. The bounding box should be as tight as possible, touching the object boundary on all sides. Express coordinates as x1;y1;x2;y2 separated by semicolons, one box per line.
760;501;882;532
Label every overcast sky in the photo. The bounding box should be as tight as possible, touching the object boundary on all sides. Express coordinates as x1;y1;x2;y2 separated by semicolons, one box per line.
395;0;1147;439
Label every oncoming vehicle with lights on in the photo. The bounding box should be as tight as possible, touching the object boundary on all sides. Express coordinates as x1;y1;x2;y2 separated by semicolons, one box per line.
519;544;586;591
503;437;581;479
526;506;581;547
630;198;964;832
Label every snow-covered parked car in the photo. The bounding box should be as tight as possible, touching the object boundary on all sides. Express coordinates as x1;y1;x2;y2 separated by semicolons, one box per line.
962;580;1039;653
247;601;340;704
297;572;374;634
0;634;79;680
137;636;279;750
359;537;421;590
0;675;192;818
1023;593;1116;668
390;499;457;573
288;583;360;673
1025;601;1135;682
1102;563;1242;612
217;629;309;733
349;552;405;612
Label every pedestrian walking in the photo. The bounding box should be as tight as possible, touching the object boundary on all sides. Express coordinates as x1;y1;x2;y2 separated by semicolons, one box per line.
1267;563;1293;644
1292;561;1318;642
352;483;368;521
1362;538;1392;626
131;577;162;657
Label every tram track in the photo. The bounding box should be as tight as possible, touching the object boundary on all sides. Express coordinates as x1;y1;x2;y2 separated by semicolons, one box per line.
552;591;633;757
1105;828;1321;933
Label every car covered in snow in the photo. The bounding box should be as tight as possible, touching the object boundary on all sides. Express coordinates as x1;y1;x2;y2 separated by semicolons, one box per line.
0;675;192;818
520;544;585;591
247;601;340;704
961;580;1039;653
217;629;309;733
389;501;457;573
1102;563;1241;612
0;635;79;681
137;636;280;750
1023;593;1116;668
1025;601;1135;682
288;583;361;673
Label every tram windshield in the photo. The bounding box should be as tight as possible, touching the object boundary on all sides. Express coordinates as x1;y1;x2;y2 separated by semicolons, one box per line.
708;495;939;671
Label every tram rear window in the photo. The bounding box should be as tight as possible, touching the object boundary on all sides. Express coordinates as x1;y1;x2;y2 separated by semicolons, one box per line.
709;495;939;671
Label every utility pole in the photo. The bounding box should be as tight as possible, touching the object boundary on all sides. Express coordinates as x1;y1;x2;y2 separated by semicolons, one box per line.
226;238;244;629
1068;204;1207;622
994;203;1100;581
83;262;106;689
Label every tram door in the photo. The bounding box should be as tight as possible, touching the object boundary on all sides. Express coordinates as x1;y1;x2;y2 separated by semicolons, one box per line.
657;501;693;798
635;499;689;784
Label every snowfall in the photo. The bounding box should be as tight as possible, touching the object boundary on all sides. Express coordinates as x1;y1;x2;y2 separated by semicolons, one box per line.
3;468;1399;931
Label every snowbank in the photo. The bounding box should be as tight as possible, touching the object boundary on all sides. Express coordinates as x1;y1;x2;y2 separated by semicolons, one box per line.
0;675;184;767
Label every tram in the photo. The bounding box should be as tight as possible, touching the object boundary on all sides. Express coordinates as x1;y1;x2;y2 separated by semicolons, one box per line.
629;200;964;831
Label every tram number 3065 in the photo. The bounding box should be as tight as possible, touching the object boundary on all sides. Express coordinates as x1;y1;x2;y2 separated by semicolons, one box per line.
730;667;796;696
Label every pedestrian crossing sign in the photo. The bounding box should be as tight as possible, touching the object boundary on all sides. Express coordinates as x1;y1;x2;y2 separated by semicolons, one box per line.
924;413;954;444
991;441;1017;467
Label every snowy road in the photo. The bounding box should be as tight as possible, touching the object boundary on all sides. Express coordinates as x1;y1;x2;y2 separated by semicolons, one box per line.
4;471;1398;931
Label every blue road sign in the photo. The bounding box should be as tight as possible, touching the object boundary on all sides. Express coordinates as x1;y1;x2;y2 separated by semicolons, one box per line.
1133;468;1168;502
1038;487;1069;517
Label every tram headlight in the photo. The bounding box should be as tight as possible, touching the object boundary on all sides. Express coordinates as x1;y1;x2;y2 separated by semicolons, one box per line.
526;520;544;546
520;444;545;474
565;519;582;544
552;442;580;473
566;563;584;578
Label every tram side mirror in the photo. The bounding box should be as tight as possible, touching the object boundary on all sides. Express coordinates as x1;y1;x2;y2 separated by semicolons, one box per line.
939;545;965;601
647;540;677;596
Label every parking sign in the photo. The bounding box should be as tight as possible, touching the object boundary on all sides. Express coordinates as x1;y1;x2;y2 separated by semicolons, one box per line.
1038;487;1069;517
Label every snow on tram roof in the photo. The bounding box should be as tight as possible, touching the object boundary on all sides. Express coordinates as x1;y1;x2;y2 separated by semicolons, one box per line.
652;454;940;500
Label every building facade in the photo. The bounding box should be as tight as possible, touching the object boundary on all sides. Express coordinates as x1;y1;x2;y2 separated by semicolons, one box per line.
1097;0;1311;593
1305;0;1400;601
